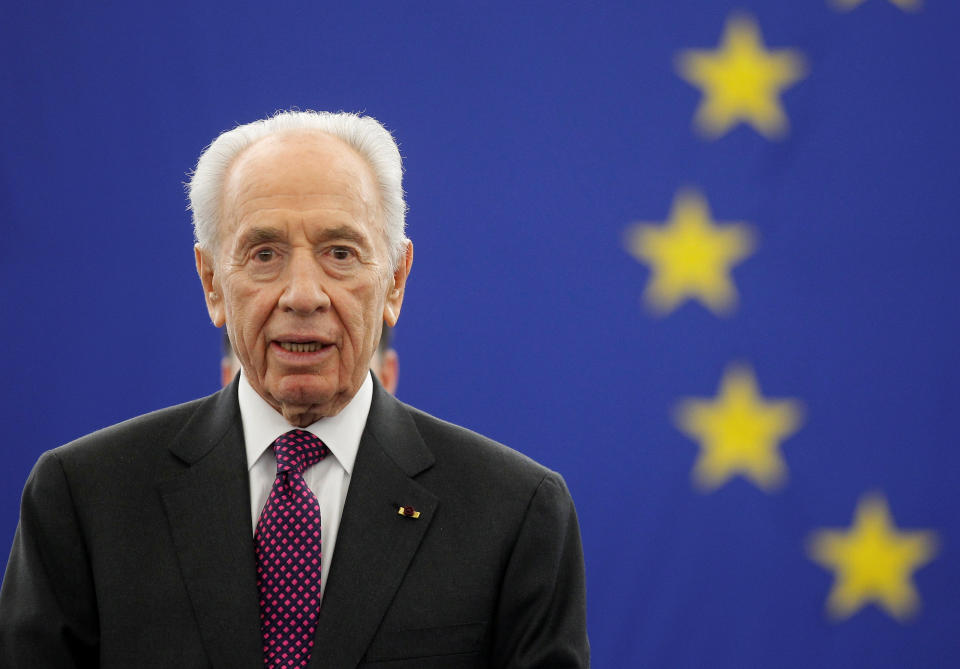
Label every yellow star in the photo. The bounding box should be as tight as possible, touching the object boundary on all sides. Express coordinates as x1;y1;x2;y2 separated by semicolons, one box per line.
624;189;755;316
675;365;803;492
808;494;938;621
676;14;807;139
831;0;921;11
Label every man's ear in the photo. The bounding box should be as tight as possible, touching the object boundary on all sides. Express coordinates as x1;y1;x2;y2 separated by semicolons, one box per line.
195;244;226;327
383;241;413;326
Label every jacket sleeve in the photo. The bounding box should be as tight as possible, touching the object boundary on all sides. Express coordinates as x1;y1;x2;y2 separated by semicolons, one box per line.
0;450;100;667
491;472;590;668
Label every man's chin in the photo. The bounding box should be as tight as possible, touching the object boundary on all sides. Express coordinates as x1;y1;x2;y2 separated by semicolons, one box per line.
269;378;349;424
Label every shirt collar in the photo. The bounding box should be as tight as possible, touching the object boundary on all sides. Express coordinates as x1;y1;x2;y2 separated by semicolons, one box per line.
237;369;372;475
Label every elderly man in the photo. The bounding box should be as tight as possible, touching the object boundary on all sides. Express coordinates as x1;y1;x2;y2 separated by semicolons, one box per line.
0;111;588;668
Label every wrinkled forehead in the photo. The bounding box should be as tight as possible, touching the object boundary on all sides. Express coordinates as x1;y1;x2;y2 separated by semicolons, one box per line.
218;130;385;242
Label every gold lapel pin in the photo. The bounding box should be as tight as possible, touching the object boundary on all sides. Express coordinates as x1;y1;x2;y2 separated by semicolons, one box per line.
397;505;421;519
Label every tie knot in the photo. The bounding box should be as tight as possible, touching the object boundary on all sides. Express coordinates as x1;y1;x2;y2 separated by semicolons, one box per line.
272;429;327;475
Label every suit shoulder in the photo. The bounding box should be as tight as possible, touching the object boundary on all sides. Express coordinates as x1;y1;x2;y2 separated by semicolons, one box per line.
52;392;220;466
401;402;558;486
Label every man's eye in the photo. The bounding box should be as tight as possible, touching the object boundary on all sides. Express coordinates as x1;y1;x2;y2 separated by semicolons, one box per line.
330;247;354;261
254;249;275;262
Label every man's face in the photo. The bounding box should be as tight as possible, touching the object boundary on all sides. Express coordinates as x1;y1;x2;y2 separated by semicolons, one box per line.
197;131;412;426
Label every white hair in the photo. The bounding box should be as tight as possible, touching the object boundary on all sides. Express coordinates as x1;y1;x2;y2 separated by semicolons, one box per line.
187;110;408;267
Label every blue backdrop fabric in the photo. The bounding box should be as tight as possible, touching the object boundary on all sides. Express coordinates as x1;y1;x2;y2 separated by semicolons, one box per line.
2;2;957;667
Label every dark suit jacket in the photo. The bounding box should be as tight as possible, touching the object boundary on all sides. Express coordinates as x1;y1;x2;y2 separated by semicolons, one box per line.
0;377;588;668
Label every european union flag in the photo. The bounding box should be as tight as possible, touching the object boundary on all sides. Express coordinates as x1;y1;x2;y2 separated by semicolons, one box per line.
1;1;956;666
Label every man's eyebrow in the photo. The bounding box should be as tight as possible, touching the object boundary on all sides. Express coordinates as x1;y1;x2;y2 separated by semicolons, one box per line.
240;227;285;247
316;225;370;247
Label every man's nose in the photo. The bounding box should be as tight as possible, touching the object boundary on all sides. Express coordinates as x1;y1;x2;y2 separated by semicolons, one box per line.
278;251;330;314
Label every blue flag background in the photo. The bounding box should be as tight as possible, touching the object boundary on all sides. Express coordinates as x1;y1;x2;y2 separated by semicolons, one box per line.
2;2;957;666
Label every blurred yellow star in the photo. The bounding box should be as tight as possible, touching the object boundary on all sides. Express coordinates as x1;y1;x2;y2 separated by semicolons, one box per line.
675;365;803;492
624;189;755;316
808;494;938;621
676;14;807;139
831;0;921;11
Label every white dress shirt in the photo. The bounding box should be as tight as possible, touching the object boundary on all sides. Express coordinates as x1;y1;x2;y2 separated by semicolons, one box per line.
238;370;372;598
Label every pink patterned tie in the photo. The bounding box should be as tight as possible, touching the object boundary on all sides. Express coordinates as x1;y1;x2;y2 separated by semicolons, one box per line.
255;429;328;669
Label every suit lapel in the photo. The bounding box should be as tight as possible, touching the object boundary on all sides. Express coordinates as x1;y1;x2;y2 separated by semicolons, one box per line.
157;381;264;669
310;381;438;669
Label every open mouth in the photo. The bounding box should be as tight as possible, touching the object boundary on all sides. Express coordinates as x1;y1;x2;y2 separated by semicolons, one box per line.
278;341;325;353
